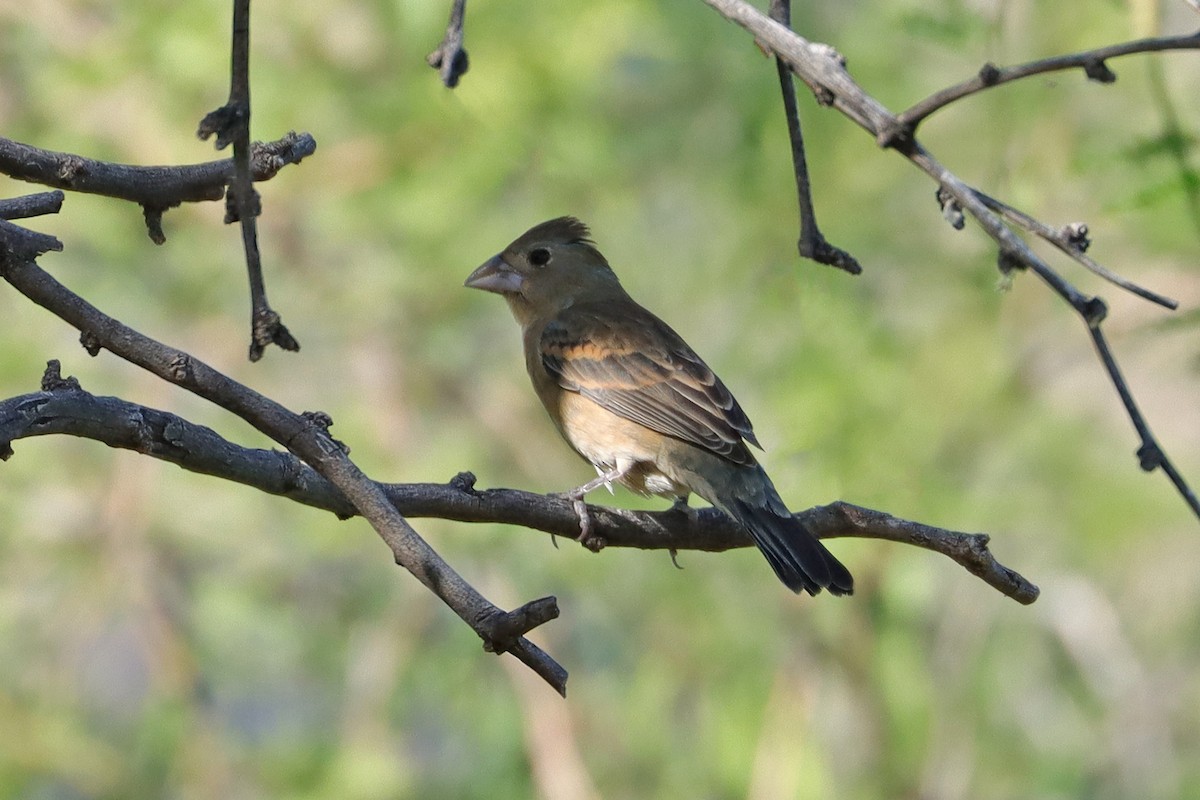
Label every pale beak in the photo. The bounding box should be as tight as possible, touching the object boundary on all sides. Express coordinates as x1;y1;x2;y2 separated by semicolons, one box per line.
464;255;524;294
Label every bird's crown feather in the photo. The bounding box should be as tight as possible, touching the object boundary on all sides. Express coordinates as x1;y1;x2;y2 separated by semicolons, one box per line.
513;216;594;248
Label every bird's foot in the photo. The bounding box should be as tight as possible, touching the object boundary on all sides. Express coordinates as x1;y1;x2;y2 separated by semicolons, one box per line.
554;468;630;552
668;495;698;523
665;496;692;569
569;493;591;539
570;494;607;552
551;490;607;552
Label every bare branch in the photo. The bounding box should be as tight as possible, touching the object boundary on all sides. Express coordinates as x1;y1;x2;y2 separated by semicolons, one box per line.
0;133;314;240
197;0;298;360
898;30;1200;133
701;0;899;142
767;0;861;275
0;380;1040;605
699;0;1199;527
0;228;568;696
0;218;62;260
970;190;1178;309
911;145;1200;522
0;191;64;220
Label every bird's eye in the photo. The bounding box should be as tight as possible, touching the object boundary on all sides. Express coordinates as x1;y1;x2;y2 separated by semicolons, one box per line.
529;247;551;267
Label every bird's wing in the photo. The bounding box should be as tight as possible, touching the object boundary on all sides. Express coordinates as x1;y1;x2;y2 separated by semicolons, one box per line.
540;301;760;466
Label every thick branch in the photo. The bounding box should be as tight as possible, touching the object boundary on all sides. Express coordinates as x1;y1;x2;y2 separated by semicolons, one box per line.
0;230;567;695
0;133;314;241
701;0;897;142
0;383;1039;605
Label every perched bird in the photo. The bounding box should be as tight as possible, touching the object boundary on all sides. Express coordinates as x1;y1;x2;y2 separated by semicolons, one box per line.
465;217;852;596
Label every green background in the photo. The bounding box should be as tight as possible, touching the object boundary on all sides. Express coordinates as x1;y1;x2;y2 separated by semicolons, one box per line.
1;1;1198;797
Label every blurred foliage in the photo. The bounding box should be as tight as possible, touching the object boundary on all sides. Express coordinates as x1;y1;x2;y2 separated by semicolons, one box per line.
1;0;1199;798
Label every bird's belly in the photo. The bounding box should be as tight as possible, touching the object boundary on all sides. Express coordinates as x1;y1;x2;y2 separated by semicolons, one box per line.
619;463;688;499
556;391;689;500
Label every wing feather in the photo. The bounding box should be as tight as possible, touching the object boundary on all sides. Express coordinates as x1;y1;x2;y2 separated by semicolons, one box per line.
540;302;759;465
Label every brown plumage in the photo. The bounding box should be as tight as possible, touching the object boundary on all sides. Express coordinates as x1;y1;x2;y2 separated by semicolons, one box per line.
465;217;852;596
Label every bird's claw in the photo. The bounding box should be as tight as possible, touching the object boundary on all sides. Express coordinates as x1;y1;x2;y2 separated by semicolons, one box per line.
550;491;607;552
571;494;607;552
669;495;697;522
570;494;591;538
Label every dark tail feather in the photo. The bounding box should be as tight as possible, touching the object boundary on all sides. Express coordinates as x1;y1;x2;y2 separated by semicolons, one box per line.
724;497;854;597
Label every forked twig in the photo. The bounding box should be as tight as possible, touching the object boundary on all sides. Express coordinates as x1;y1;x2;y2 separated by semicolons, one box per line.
197;0;298;360
699;0;1199;525
0;133;314;241
0;214;568;696
897;29;1200;133
969;189;1178;309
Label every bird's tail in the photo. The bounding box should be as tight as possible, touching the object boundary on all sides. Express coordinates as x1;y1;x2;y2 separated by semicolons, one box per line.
704;465;852;596
722;496;853;596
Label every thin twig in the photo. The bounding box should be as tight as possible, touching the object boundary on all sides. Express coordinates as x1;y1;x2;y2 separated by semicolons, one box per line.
897;29;1200;133
427;0;470;88
971;190;1179;309
0;225;568;696
767;0;861;274
1084;326;1200;519
0;383;1040;605
197;0;298;360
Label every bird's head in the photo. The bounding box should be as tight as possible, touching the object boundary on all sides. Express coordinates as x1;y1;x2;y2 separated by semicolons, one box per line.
465;217;624;321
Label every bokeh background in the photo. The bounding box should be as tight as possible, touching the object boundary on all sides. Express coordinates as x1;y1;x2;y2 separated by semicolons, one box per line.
1;0;1198;797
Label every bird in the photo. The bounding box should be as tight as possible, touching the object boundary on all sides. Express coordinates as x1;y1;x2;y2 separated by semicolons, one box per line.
464;217;852;596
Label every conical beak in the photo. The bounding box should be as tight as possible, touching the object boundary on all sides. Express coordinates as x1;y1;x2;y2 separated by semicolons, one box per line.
464;255;524;295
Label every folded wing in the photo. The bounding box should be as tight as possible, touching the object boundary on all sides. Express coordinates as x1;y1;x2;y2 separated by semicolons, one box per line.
540;301;760;466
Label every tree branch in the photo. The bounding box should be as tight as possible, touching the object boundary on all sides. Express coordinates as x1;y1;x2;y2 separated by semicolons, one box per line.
766;0;861;275
0;190;64;221
197;0;299;361
967;189;1178;309
699;0;1199;526
700;0;898;142
897;29;1200;133
913;145;1200;522
0;377;1040;605
0;133;314;242
0;223;568;696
